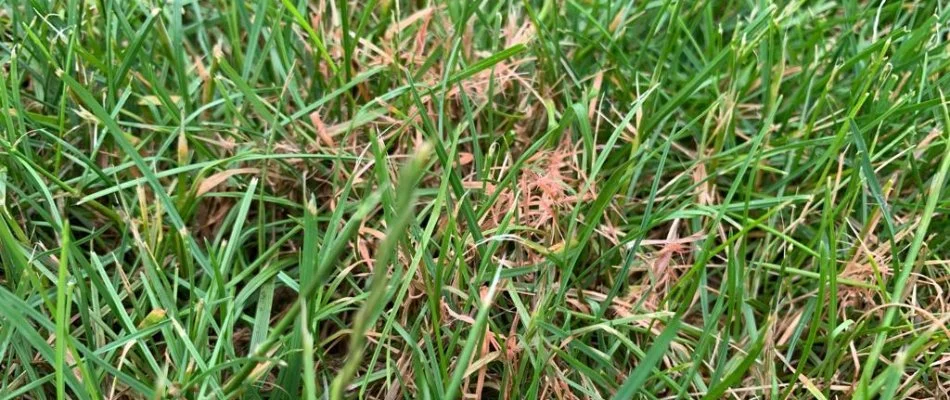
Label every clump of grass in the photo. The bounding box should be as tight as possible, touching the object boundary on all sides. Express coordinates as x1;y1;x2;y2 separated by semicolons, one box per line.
1;1;949;399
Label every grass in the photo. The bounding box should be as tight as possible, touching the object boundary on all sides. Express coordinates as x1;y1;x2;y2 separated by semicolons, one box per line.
1;0;949;399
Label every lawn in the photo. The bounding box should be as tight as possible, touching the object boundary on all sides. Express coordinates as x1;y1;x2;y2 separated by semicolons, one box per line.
1;0;949;399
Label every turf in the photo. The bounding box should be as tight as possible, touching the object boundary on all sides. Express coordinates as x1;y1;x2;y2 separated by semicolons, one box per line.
1;0;949;399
